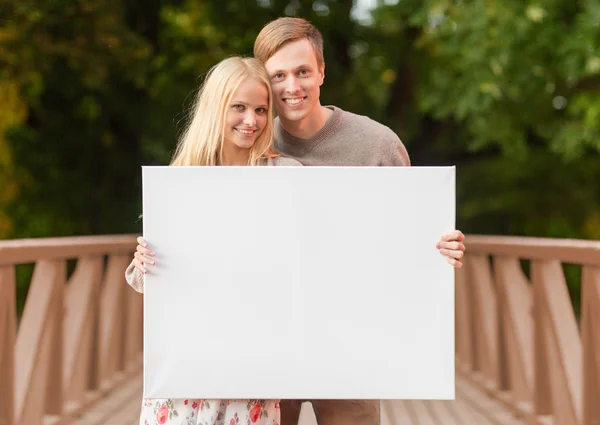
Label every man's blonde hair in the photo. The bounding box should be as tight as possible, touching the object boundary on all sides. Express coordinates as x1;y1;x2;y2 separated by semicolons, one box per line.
171;57;277;166
254;17;324;68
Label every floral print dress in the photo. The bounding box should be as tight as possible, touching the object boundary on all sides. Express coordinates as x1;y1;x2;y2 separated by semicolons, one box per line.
139;398;280;425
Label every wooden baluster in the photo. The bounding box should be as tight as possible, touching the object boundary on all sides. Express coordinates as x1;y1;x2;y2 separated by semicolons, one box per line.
97;254;130;389
493;257;533;405
124;283;143;371
0;266;16;425
63;256;103;406
467;254;500;389
532;260;581;425
14;260;65;425
455;266;474;372
45;260;65;416
582;266;600;425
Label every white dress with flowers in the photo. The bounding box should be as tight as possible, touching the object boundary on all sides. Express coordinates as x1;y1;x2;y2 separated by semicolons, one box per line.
139;398;280;425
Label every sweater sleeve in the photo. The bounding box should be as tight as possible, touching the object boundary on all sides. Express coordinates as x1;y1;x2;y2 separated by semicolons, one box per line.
125;261;145;293
381;133;411;167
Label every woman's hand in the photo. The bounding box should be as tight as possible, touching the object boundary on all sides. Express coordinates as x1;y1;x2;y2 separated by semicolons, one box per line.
132;236;155;274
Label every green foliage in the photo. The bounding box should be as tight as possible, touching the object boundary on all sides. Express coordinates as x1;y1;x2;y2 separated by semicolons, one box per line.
0;0;599;246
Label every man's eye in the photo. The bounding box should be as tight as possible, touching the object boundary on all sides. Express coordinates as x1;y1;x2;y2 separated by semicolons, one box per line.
298;69;308;76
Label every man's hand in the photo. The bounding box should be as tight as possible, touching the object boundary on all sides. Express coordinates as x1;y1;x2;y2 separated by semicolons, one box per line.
436;230;466;268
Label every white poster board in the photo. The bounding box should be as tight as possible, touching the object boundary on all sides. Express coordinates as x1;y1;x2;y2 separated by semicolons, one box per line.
142;166;455;400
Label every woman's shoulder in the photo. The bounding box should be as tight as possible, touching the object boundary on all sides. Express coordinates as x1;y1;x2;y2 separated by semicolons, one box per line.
265;156;303;166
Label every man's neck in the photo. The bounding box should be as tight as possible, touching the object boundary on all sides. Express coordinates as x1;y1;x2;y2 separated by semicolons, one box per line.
280;105;332;140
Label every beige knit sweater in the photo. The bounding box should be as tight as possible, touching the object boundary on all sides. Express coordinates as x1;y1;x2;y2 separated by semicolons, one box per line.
274;105;411;167
124;155;301;292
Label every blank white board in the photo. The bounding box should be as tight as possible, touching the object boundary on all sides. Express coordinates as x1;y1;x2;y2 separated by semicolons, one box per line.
142;166;455;400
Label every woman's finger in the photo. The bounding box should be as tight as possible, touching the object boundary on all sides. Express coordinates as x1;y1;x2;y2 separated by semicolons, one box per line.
135;251;155;265
132;258;147;274
136;244;155;257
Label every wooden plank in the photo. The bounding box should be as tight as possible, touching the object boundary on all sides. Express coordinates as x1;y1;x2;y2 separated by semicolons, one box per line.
68;374;142;425
456;379;526;425
406;400;438;425
104;397;142;425
451;396;495;425
425;401;460;425
381;400;415;425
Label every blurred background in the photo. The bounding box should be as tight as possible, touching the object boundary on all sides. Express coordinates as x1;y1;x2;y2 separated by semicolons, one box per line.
1;5;599;420
1;0;599;241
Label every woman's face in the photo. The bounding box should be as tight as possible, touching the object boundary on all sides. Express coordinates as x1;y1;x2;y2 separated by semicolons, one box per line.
224;77;269;150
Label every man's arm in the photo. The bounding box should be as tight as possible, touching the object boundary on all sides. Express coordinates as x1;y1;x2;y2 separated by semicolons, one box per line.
383;132;466;267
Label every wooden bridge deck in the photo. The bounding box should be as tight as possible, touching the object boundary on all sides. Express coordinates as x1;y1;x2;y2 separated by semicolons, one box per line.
72;372;526;425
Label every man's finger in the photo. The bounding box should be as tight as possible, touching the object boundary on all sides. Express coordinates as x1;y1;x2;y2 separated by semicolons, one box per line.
446;257;463;268
439;241;465;251
441;230;465;242
439;248;464;259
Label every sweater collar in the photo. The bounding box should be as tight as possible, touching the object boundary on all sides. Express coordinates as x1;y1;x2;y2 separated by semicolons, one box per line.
275;105;343;149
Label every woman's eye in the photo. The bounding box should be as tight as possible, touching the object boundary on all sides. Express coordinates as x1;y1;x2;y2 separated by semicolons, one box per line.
233;105;245;111
257;108;267;113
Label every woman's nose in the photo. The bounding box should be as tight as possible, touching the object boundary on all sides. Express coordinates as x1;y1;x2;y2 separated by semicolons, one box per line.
243;112;256;126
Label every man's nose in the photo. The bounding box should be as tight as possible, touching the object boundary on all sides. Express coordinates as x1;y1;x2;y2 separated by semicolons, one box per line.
285;76;300;93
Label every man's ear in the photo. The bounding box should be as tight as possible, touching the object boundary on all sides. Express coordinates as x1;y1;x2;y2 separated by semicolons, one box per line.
319;63;325;85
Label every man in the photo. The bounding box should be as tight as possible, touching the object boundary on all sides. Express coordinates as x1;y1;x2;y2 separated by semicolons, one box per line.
253;17;466;425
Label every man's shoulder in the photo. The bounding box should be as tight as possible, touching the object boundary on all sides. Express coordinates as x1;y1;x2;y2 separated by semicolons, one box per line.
335;106;401;142
332;106;410;166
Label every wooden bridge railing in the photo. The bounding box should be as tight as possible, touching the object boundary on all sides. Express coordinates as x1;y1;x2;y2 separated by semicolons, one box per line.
0;235;141;425
2;234;599;425
456;235;600;425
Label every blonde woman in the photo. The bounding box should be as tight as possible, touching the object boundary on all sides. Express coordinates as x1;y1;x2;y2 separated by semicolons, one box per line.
126;56;299;425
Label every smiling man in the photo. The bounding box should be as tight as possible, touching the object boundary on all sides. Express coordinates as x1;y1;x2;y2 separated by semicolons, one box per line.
253;17;465;425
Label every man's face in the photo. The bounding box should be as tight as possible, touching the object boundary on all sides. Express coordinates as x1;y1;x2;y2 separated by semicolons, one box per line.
264;39;324;125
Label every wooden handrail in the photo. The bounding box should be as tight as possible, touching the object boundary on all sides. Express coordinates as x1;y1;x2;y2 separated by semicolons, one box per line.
0;235;136;266
0;235;140;425
464;235;600;266
457;235;600;425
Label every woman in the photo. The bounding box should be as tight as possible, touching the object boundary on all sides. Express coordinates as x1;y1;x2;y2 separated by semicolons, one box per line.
126;56;300;425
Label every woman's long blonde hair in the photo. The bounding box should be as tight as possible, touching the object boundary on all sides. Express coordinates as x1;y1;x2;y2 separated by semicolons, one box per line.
171;57;277;166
